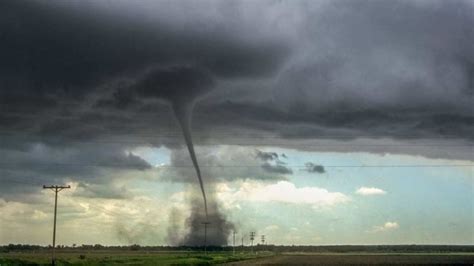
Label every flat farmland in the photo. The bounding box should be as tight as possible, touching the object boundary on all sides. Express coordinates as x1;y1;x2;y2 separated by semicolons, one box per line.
224;253;474;265
0;251;270;265
2;251;474;265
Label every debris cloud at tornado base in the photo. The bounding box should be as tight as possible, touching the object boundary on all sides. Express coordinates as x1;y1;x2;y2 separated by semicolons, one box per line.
167;193;234;246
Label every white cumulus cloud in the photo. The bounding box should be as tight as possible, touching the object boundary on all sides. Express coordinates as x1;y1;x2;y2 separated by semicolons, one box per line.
217;181;350;209
369;221;400;233
355;187;387;196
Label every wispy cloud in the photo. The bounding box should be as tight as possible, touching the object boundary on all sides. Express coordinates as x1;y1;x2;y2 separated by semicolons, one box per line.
369;221;400;233
264;225;280;231
355;187;387;196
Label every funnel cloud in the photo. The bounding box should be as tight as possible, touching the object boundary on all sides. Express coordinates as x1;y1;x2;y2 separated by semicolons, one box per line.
134;66;215;217
172;102;208;217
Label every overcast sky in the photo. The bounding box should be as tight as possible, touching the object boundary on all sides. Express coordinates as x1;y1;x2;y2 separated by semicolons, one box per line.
0;0;473;246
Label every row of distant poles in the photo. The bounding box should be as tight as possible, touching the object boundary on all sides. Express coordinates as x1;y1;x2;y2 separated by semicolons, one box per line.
43;184;267;265
200;226;266;256
230;231;265;256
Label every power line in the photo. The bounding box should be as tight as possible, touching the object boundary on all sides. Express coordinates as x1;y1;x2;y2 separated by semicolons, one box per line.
0;172;77;189
0;162;472;168
0;177;44;186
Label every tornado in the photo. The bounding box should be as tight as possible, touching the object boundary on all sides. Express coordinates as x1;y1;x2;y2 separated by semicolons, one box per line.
133;65;214;219
172;102;208;218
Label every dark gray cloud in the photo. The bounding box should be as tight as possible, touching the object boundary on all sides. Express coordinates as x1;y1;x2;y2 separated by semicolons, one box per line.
255;149;293;174
0;144;151;176
304;162;325;174
1;0;472;147
0;143;150;201
133;66;215;105
255;150;279;162
159;146;289;183
0;0;287;97
0;0;473;203
261;162;293;175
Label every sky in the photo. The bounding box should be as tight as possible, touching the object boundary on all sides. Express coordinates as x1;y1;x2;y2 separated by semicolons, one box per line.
0;0;473;246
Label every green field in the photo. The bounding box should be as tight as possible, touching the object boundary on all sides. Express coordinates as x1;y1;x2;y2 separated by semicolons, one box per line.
0;251;272;266
2;251;474;265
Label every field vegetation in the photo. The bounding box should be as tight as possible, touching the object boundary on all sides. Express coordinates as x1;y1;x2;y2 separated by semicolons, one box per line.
1;245;473;265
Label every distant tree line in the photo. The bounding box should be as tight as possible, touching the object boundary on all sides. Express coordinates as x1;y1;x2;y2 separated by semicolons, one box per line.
2;244;473;253
252;244;474;253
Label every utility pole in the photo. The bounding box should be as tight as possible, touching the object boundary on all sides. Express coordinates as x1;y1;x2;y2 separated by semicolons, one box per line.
232;230;236;256
261;235;265;245
201;221;210;255
43;185;70;266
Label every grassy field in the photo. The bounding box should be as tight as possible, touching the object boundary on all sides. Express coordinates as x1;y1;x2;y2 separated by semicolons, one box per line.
2;251;474;265
0;251;272;266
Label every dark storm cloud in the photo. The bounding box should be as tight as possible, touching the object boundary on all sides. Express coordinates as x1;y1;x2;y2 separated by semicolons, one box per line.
268;0;474;141
133;66;215;104
1;0;472;146
0;0;473;202
0;0;290;197
261;162;293;175
0;144;151;176
198;102;474;141
254;149;293;174
0;143;151;200
304;162;325;174
0;0;287;98
255;150;279;162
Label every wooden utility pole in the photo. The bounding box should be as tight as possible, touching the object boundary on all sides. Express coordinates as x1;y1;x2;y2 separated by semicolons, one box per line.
43;185;70;266
201;221;210;255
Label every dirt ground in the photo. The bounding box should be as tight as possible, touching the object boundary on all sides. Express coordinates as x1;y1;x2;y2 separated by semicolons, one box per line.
224;253;474;265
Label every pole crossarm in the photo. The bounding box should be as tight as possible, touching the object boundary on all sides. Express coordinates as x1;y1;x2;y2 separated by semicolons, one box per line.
43;185;71;190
